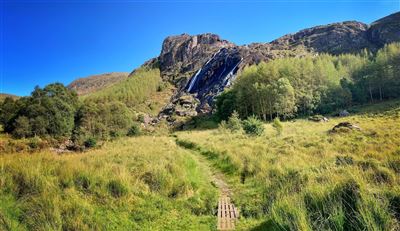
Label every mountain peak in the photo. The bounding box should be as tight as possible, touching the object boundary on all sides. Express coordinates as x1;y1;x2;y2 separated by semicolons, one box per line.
158;33;234;80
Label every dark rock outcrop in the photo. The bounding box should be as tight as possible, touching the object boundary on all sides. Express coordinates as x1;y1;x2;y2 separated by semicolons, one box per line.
368;12;400;47
185;47;242;107
158;33;234;81
270;21;373;55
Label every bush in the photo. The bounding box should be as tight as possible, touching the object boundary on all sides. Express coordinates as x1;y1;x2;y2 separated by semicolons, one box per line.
227;111;242;132
84;137;97;148
272;118;283;135
127;124;141;136
242;116;264;136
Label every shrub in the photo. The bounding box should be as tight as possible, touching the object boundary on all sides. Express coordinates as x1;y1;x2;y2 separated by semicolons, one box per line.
242;116;264;136
387;192;400;221
157;82;168;92
371;167;394;184
227;111;242;132
12;116;31;138
84;137;97;148
74;173;91;191
127;124;141;136
28;136;44;150
272;118;283;135
107;180;128;198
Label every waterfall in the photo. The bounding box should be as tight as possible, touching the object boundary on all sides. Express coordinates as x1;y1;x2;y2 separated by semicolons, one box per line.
224;58;243;86
186;48;224;93
187;68;202;92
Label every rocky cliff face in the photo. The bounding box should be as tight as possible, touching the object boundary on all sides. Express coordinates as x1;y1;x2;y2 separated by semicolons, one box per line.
152;12;399;121
270;21;373;55
368;12;400;47
158;33;235;81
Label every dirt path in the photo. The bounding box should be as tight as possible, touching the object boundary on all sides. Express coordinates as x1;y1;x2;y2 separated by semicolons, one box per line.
175;139;238;230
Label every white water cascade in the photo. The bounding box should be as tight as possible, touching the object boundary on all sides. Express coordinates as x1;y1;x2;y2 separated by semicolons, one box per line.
223;57;243;86
187;68;202;92
186;48;224;93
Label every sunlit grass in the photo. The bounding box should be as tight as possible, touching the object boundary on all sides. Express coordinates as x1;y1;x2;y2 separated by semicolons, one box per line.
177;100;400;230
0;136;218;230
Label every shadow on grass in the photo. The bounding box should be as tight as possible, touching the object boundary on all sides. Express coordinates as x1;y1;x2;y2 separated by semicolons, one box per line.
172;114;219;132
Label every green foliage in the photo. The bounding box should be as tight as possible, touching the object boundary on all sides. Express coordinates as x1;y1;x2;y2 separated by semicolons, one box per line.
84;137;97;148
242;116;264;136
12;116;31;138
226;111;242;132
86;67;162;107
215;90;237;121
272;117;283;135
0;83;78;139
73;101;133;143
216;43;400;120
107;180;128;198
127;124;141;136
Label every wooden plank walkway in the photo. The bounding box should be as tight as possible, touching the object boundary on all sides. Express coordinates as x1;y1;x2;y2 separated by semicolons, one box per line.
217;195;238;230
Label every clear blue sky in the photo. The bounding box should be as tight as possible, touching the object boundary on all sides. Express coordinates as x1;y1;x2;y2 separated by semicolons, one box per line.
1;0;399;96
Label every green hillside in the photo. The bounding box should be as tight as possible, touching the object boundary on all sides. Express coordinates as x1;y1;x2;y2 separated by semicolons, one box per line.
83;67;173;115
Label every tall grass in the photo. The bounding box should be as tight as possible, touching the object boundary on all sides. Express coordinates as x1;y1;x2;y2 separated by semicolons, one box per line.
177;100;400;230
0;136;218;230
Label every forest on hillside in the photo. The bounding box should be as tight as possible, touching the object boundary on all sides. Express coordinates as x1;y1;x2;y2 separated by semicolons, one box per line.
216;43;400;121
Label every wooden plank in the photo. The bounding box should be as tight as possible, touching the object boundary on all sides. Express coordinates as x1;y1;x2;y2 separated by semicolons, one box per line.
217;195;237;230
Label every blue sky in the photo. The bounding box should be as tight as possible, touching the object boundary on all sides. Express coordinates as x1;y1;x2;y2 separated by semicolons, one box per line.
1;0;399;96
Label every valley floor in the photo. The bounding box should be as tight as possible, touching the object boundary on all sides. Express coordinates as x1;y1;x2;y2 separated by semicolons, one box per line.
1;100;400;230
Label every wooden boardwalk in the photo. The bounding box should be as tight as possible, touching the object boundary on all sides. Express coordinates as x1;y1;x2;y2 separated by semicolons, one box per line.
217;195;238;230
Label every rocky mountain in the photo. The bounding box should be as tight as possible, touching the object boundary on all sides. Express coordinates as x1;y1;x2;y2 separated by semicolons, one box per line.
156;12;399;119
67;12;399;121
368;12;400;46
68;72;129;96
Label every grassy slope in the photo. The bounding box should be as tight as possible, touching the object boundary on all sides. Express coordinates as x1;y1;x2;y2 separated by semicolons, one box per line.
68;72;129;96
0;136;218;231
1;100;400;230
0;94;19;102
83;68;175;116
176;100;400;230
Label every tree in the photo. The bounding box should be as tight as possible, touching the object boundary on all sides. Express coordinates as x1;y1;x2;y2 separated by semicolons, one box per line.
1;83;78;139
215;90;237;121
274;78;296;119
0;97;18;133
73;100;133;143
227;111;242;132
12;116;31;138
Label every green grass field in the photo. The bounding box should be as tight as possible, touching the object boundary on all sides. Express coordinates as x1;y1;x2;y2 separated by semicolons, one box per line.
177;100;400;230
1;100;400;230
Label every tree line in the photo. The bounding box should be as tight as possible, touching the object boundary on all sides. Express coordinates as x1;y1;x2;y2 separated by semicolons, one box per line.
216;43;400;120
0;67;162;147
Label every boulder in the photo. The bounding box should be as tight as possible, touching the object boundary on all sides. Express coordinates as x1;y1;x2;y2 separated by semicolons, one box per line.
331;122;361;132
339;110;350;117
308;115;329;122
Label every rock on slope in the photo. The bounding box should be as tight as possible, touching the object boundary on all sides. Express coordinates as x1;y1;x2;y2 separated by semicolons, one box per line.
68;72;129;96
